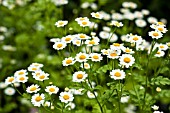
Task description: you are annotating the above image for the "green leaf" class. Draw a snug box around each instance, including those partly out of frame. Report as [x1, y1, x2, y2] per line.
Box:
[150, 76, 170, 85]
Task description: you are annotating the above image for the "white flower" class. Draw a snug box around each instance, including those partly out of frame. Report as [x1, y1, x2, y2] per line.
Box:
[151, 105, 159, 111]
[62, 35, 74, 43]
[155, 26, 168, 33]
[99, 31, 110, 39]
[0, 82, 8, 89]
[129, 34, 143, 44]
[77, 33, 91, 40]
[26, 84, 40, 93]
[80, 62, 90, 69]
[75, 17, 89, 22]
[120, 96, 130, 103]
[16, 75, 28, 83]
[101, 49, 109, 55]
[109, 33, 118, 42]
[141, 9, 150, 15]
[43, 101, 51, 107]
[68, 88, 84, 95]
[31, 93, 45, 107]
[147, 17, 158, 24]
[53, 42, 67, 50]
[110, 43, 124, 50]
[148, 31, 163, 39]
[87, 91, 98, 99]
[121, 47, 134, 54]
[33, 72, 49, 81]
[110, 69, 126, 80]
[28, 66, 41, 72]
[45, 85, 59, 95]
[59, 91, 74, 103]
[78, 20, 91, 27]
[111, 13, 123, 20]
[119, 54, 135, 68]
[110, 21, 123, 27]
[75, 52, 89, 62]
[50, 38, 61, 43]
[72, 71, 88, 82]
[91, 12, 103, 19]
[14, 69, 28, 77]
[55, 20, 68, 27]
[5, 76, 15, 85]
[4, 87, 15, 96]
[81, 2, 90, 9]
[62, 57, 75, 66]
[89, 53, 103, 62]
[65, 102, 76, 110]
[52, 0, 68, 6]
[72, 39, 81, 46]
[135, 19, 147, 27]
[153, 111, 163, 113]
[154, 50, 165, 57]
[107, 49, 121, 59]
[29, 63, 43, 68]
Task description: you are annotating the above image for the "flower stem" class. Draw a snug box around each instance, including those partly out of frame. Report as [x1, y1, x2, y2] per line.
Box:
[12, 83, 23, 96]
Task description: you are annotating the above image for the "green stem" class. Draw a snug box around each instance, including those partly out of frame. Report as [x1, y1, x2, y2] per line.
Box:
[12, 83, 23, 96]
[106, 27, 117, 47]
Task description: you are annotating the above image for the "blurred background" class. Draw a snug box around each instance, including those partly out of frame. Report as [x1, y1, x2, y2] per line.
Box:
[0, 0, 170, 113]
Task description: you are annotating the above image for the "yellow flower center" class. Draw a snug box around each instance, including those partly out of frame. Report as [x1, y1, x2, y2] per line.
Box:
[82, 21, 87, 25]
[36, 72, 40, 76]
[18, 72, 24, 75]
[35, 96, 42, 102]
[49, 88, 55, 92]
[39, 75, 45, 79]
[66, 59, 72, 64]
[63, 95, 70, 100]
[157, 51, 161, 54]
[8, 78, 14, 82]
[110, 53, 117, 57]
[113, 43, 120, 46]
[76, 40, 80, 44]
[19, 77, 25, 81]
[80, 34, 85, 39]
[133, 37, 139, 41]
[59, 22, 64, 25]
[89, 40, 95, 44]
[93, 55, 99, 59]
[80, 18, 85, 21]
[125, 49, 131, 53]
[32, 67, 37, 71]
[158, 28, 163, 31]
[65, 37, 71, 41]
[157, 22, 164, 25]
[114, 72, 121, 77]
[30, 87, 37, 91]
[57, 44, 63, 48]
[124, 57, 131, 63]
[160, 45, 164, 48]
[153, 32, 159, 37]
[77, 74, 83, 79]
[95, 13, 100, 18]
[79, 55, 86, 60]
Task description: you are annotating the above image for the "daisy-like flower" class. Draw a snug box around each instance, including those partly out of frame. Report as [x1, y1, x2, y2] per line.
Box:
[32, 70, 44, 78]
[109, 33, 118, 42]
[28, 66, 41, 72]
[120, 96, 130, 103]
[154, 50, 165, 57]
[80, 62, 90, 69]
[78, 20, 91, 27]
[119, 54, 135, 68]
[45, 85, 59, 95]
[111, 13, 124, 20]
[53, 41, 67, 50]
[147, 17, 158, 24]
[26, 84, 40, 93]
[69, 88, 84, 95]
[87, 91, 98, 99]
[72, 71, 88, 82]
[5, 76, 15, 85]
[107, 49, 121, 59]
[14, 69, 28, 77]
[16, 75, 28, 83]
[135, 19, 147, 28]
[59, 91, 74, 103]
[50, 38, 61, 43]
[101, 49, 109, 55]
[33, 72, 49, 81]
[99, 31, 110, 39]
[55, 20, 68, 27]
[30, 63, 44, 68]
[153, 111, 163, 113]
[148, 31, 163, 39]
[62, 35, 74, 43]
[111, 20, 123, 27]
[62, 57, 75, 66]
[85, 39, 99, 46]
[110, 43, 124, 50]
[0, 82, 8, 89]
[155, 25, 168, 33]
[77, 33, 91, 40]
[65, 102, 76, 110]
[91, 12, 103, 19]
[75, 52, 89, 62]
[75, 17, 89, 22]
[121, 47, 134, 54]
[110, 69, 126, 80]
[129, 35, 143, 44]
[72, 39, 81, 46]
[89, 53, 103, 62]
[31, 93, 45, 107]
[155, 43, 168, 51]
[4, 87, 15, 96]
[151, 105, 159, 111]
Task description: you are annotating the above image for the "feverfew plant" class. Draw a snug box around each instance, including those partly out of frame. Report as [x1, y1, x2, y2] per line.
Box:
[3, 1, 170, 113]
